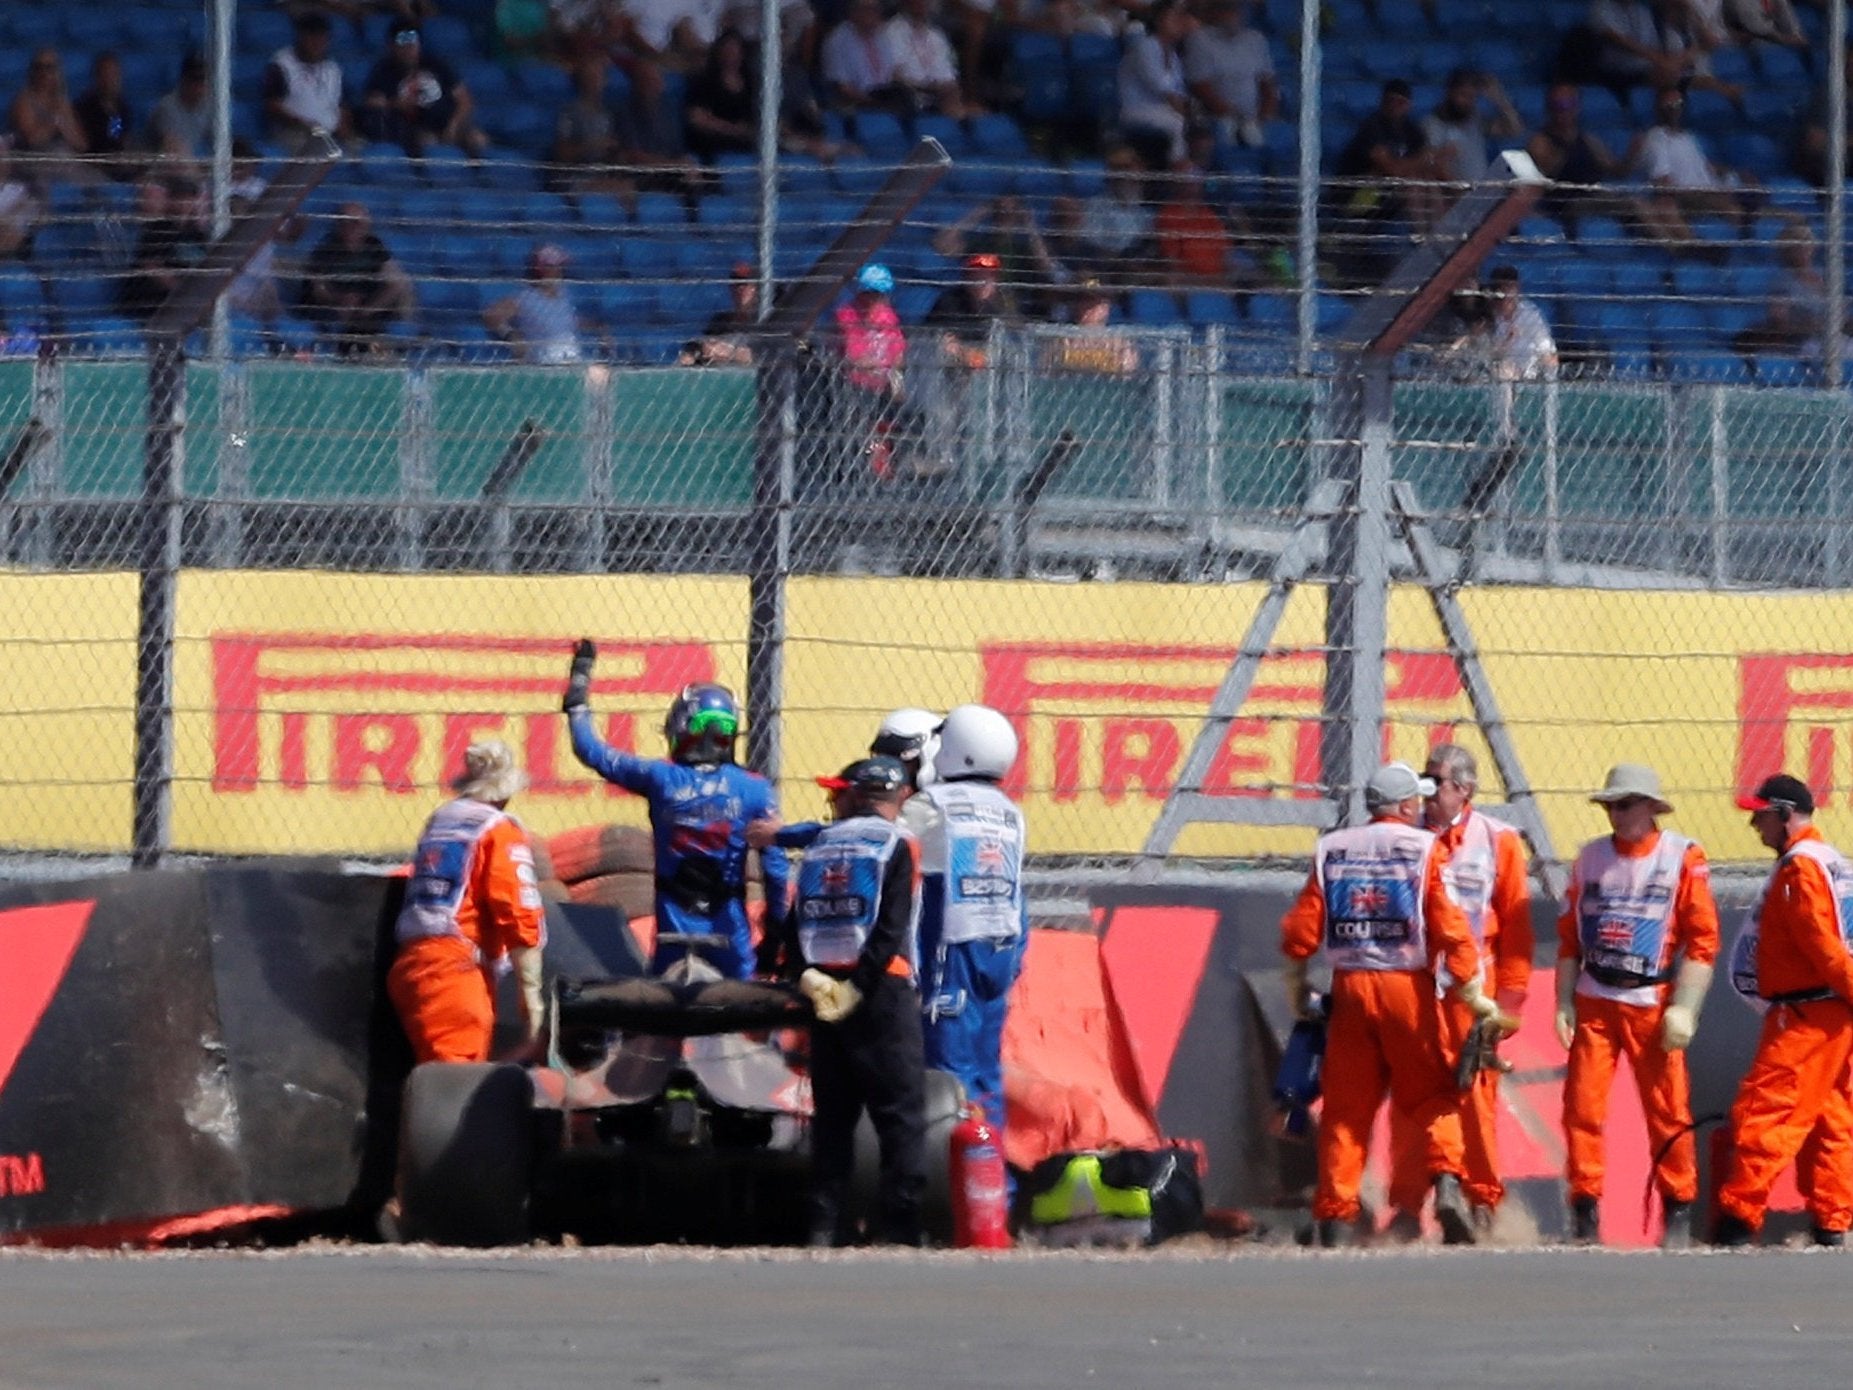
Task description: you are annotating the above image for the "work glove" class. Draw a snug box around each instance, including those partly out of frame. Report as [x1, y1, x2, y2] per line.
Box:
[1554, 958, 1579, 1051]
[1283, 955, 1318, 1022]
[1455, 976, 1521, 1036]
[562, 638, 596, 713]
[510, 946, 545, 1041]
[799, 968, 862, 1024]
[1661, 960, 1715, 1052]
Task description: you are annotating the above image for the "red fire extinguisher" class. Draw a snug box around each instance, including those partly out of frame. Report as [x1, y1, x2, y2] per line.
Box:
[949, 1107, 1012, 1249]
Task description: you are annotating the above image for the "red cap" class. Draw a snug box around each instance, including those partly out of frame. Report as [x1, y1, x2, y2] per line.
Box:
[965, 252, 1001, 271]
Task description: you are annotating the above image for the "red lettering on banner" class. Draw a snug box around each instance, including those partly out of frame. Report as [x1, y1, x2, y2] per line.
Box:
[981, 643, 1464, 802]
[0, 1153, 44, 1197]
[1738, 655, 1853, 809]
[332, 714, 419, 793]
[210, 635, 713, 795]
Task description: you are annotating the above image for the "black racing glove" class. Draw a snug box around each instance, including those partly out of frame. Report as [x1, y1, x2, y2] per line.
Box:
[562, 638, 597, 712]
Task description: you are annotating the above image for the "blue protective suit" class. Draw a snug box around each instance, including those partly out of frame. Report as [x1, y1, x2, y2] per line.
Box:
[567, 708, 790, 979]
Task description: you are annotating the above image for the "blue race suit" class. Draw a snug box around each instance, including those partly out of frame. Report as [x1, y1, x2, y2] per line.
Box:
[568, 708, 790, 979]
[914, 777, 1027, 1136]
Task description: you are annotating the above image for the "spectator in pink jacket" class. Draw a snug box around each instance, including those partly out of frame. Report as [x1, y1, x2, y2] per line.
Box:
[829, 263, 915, 484]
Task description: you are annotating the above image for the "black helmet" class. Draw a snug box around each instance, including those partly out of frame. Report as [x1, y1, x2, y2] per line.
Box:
[815, 755, 909, 797]
[664, 683, 740, 765]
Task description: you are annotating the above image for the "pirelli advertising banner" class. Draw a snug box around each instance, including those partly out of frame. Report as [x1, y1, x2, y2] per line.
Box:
[6, 570, 1853, 862]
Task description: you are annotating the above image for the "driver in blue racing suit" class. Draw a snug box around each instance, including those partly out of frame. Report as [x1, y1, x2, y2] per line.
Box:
[562, 640, 789, 979]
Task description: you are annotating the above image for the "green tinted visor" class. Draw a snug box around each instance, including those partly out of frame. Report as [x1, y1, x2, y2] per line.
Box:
[685, 709, 738, 739]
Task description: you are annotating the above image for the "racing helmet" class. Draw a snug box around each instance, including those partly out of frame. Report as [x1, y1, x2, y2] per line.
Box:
[664, 682, 740, 765]
[933, 704, 1018, 783]
[869, 707, 941, 787]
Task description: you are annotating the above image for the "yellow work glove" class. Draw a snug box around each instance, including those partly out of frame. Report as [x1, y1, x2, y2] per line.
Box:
[1283, 955, 1317, 1021]
[510, 945, 545, 1040]
[1554, 958, 1579, 1051]
[1661, 960, 1714, 1052]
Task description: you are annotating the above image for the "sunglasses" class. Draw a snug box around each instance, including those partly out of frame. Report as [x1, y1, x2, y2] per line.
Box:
[1605, 796, 1650, 811]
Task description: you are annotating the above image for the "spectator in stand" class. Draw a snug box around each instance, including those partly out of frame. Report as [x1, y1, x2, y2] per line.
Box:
[830, 263, 911, 483]
[74, 52, 137, 183]
[1482, 265, 1558, 381]
[360, 22, 488, 158]
[1795, 43, 1852, 187]
[9, 48, 96, 187]
[1052, 144, 1157, 285]
[1333, 77, 1447, 235]
[264, 12, 354, 152]
[1152, 165, 1259, 289]
[932, 193, 1067, 318]
[1043, 278, 1139, 374]
[1422, 68, 1523, 184]
[300, 201, 416, 356]
[610, 61, 706, 198]
[0, 143, 41, 261]
[550, 50, 631, 195]
[720, 0, 816, 57]
[1627, 82, 1758, 255]
[822, 0, 907, 114]
[149, 53, 213, 171]
[1701, 0, 1805, 47]
[1526, 82, 1624, 237]
[1580, 0, 1739, 103]
[926, 251, 1013, 369]
[118, 178, 207, 322]
[484, 243, 588, 364]
[680, 261, 760, 365]
[621, 0, 726, 72]
[883, 0, 971, 118]
[1731, 221, 1826, 361]
[1184, 0, 1278, 151]
[224, 161, 297, 348]
[1117, 0, 1195, 170]
[685, 29, 760, 162]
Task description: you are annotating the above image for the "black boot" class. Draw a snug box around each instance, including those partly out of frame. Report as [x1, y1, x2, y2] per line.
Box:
[1810, 1225, 1846, 1248]
[1570, 1194, 1600, 1244]
[1711, 1212, 1755, 1248]
[1434, 1173, 1476, 1246]
[1316, 1216, 1359, 1249]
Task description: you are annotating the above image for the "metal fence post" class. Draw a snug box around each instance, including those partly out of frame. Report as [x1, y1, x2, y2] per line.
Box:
[131, 336, 186, 868]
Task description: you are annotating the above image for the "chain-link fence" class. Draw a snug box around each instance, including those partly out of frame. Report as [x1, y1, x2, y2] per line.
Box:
[3, 144, 1852, 875]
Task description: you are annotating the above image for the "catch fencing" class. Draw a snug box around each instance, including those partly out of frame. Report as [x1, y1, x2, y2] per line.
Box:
[0, 160, 1849, 874]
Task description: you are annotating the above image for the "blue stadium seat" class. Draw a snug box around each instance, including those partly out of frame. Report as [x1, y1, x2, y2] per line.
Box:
[968, 113, 1030, 159]
[696, 195, 755, 231]
[892, 284, 939, 323]
[1008, 33, 1068, 123]
[577, 193, 631, 231]
[421, 15, 478, 60]
[1754, 355, 1812, 388]
[634, 192, 687, 226]
[1316, 293, 1353, 333]
[1670, 260, 1726, 302]
[715, 154, 761, 200]
[1065, 160, 1107, 199]
[850, 111, 910, 158]
[831, 161, 888, 198]
[1186, 291, 1241, 327]
[617, 239, 676, 278]
[236, 9, 295, 55]
[1128, 290, 1182, 326]
[913, 114, 970, 157]
[600, 282, 659, 324]
[1068, 34, 1120, 69]
[947, 163, 1016, 199]
[68, 316, 146, 357]
[460, 61, 515, 106]
[1245, 294, 1296, 333]
[1668, 352, 1751, 385]
[0, 269, 44, 320]
[1753, 46, 1808, 86]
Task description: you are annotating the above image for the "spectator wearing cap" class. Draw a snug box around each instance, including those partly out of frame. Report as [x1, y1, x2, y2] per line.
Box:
[1714, 773, 1853, 1249]
[264, 12, 354, 153]
[485, 243, 588, 364]
[1421, 68, 1522, 184]
[10, 47, 98, 188]
[931, 193, 1067, 318]
[1279, 760, 1493, 1248]
[1183, 0, 1278, 151]
[926, 252, 1013, 371]
[1625, 82, 1758, 256]
[680, 261, 760, 365]
[768, 754, 926, 1247]
[300, 201, 417, 356]
[829, 263, 918, 483]
[73, 53, 137, 183]
[1333, 77, 1448, 238]
[1555, 763, 1719, 1247]
[1525, 83, 1624, 238]
[882, 0, 971, 119]
[360, 21, 488, 157]
[1117, 0, 1195, 170]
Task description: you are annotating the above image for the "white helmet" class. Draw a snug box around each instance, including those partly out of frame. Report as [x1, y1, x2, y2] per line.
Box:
[934, 704, 1018, 783]
[870, 707, 941, 786]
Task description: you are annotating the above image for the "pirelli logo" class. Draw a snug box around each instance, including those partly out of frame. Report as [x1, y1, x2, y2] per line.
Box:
[1739, 654, 1853, 809]
[210, 634, 715, 795]
[979, 641, 1465, 802]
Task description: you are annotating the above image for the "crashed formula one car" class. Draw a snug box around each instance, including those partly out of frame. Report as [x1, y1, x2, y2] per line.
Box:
[393, 935, 963, 1247]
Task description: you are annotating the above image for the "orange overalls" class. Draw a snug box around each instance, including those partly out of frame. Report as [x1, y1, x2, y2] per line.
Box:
[1717, 827, 1853, 1233]
[1282, 816, 1480, 1225]
[1559, 830, 1719, 1207]
[1389, 809, 1534, 1216]
[387, 797, 547, 1064]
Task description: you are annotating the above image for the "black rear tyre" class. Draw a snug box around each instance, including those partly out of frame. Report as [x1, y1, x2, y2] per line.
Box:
[396, 1062, 535, 1247]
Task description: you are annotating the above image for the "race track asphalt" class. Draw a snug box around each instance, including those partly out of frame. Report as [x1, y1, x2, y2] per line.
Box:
[0, 1243, 1846, 1390]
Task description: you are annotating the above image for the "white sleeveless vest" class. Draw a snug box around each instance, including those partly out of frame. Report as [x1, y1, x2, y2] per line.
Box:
[1314, 819, 1438, 974]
